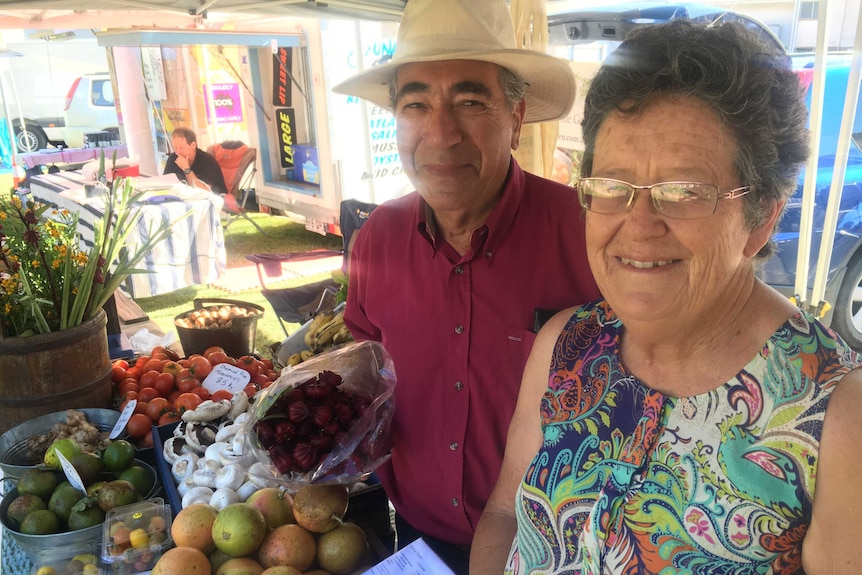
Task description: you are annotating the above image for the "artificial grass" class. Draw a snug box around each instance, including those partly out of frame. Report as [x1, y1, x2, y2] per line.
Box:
[135, 212, 343, 359]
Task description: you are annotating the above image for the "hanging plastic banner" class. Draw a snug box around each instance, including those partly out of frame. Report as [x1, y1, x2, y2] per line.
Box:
[273, 47, 292, 107]
[277, 107, 296, 168]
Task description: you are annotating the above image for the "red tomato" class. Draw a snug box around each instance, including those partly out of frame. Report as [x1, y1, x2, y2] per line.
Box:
[139, 370, 160, 390]
[177, 377, 200, 393]
[266, 370, 278, 381]
[178, 359, 191, 368]
[146, 397, 170, 422]
[175, 367, 192, 382]
[142, 358, 166, 373]
[113, 359, 130, 370]
[138, 430, 154, 449]
[252, 373, 270, 387]
[260, 358, 273, 370]
[204, 346, 226, 359]
[207, 351, 230, 366]
[135, 355, 150, 368]
[125, 366, 142, 382]
[175, 392, 202, 412]
[210, 389, 234, 402]
[190, 386, 211, 401]
[158, 411, 182, 426]
[126, 413, 151, 439]
[236, 356, 261, 376]
[168, 390, 182, 405]
[137, 387, 159, 404]
[154, 372, 175, 397]
[188, 356, 213, 380]
[150, 346, 167, 357]
[111, 365, 128, 383]
[118, 378, 139, 395]
[243, 384, 258, 398]
[120, 390, 138, 404]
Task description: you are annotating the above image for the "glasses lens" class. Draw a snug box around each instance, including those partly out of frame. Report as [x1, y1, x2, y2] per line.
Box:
[652, 183, 718, 219]
[579, 179, 632, 213]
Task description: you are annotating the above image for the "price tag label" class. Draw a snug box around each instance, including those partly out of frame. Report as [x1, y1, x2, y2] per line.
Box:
[56, 450, 87, 494]
[204, 363, 250, 394]
[111, 399, 137, 439]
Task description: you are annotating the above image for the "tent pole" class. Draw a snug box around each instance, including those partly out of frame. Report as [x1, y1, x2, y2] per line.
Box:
[794, 0, 833, 312]
[810, 0, 862, 316]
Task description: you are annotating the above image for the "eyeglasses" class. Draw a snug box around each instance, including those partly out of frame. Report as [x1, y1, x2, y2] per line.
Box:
[576, 178, 752, 220]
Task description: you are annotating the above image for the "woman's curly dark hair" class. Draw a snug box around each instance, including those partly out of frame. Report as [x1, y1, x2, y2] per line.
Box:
[580, 19, 810, 259]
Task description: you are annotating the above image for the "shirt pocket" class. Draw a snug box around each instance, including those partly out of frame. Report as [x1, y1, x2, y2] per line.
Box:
[504, 327, 538, 373]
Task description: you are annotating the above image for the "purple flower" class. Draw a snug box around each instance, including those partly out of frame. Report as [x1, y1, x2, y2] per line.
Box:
[22, 210, 37, 225]
[23, 229, 39, 245]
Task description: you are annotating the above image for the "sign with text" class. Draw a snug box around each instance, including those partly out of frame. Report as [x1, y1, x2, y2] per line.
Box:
[203, 363, 251, 394]
[272, 47, 293, 108]
[205, 83, 243, 124]
[277, 108, 296, 168]
[141, 46, 167, 101]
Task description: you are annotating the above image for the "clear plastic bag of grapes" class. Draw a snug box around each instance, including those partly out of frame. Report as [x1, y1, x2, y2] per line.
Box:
[245, 340, 396, 487]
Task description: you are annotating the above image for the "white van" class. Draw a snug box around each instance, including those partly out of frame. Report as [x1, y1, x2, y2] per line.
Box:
[2, 33, 115, 152]
[62, 73, 120, 149]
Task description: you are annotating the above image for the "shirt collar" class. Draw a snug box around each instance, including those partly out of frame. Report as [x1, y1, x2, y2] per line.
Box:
[414, 158, 526, 258]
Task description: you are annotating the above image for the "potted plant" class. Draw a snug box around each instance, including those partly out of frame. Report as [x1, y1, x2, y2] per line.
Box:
[0, 178, 184, 432]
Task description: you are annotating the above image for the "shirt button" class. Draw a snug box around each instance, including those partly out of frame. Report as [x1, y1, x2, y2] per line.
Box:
[449, 441, 458, 451]
[454, 381, 463, 391]
[451, 498, 460, 507]
[454, 265, 464, 274]
[454, 324, 464, 334]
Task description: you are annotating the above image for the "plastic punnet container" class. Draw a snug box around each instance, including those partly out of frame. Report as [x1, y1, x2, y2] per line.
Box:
[31, 541, 106, 575]
[100, 498, 172, 575]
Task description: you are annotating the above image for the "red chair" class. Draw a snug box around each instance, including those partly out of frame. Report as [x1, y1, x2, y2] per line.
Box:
[207, 141, 265, 235]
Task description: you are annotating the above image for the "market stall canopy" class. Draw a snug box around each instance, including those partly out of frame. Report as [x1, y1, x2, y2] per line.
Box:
[0, 0, 407, 28]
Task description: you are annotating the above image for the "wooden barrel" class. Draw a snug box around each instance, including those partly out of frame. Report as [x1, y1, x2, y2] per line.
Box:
[0, 309, 113, 434]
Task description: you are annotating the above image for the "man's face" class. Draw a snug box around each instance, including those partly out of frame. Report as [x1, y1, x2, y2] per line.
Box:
[393, 60, 525, 218]
[172, 136, 196, 160]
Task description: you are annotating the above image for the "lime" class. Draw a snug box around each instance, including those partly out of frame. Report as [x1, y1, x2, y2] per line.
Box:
[102, 440, 135, 472]
[117, 465, 154, 498]
[43, 438, 83, 469]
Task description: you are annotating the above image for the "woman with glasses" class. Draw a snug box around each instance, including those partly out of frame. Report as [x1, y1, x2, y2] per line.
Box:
[471, 19, 862, 575]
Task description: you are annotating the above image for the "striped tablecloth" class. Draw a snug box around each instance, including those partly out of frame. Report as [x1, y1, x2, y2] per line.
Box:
[27, 171, 226, 299]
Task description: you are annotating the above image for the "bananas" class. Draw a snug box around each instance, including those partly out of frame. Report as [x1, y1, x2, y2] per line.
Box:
[288, 310, 354, 367]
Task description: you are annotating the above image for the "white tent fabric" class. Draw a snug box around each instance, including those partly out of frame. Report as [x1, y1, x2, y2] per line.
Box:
[0, 0, 406, 27]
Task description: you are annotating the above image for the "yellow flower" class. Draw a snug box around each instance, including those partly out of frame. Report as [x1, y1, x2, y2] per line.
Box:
[31, 259, 40, 268]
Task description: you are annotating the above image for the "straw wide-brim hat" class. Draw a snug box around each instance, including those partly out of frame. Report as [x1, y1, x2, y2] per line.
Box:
[332, 0, 576, 124]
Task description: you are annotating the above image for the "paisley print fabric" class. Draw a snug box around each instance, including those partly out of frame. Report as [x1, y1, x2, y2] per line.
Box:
[505, 300, 860, 575]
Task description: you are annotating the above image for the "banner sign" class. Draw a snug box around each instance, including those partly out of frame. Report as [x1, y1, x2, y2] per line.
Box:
[277, 108, 296, 168]
[272, 47, 292, 107]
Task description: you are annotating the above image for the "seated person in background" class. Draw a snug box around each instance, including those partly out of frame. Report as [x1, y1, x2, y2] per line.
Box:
[471, 19, 862, 575]
[163, 127, 227, 195]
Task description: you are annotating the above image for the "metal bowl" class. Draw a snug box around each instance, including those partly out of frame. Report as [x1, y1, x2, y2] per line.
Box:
[0, 458, 159, 564]
[0, 408, 121, 480]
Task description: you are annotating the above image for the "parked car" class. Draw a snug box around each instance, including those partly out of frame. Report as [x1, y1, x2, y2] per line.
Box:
[62, 73, 120, 149]
[548, 1, 862, 348]
[1, 35, 114, 152]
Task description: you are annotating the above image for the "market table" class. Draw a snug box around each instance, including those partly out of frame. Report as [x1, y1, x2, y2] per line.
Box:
[27, 170, 226, 299]
[19, 145, 129, 170]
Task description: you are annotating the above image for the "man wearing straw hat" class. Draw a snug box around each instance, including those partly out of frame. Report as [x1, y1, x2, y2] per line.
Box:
[334, 0, 599, 571]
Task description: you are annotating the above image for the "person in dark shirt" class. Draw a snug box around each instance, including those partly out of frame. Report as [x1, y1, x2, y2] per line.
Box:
[163, 127, 227, 195]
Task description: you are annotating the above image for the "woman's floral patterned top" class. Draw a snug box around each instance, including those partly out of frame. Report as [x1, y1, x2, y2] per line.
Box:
[505, 300, 860, 574]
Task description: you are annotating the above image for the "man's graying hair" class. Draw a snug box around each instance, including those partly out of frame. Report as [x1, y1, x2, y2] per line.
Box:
[581, 19, 810, 259]
[388, 65, 527, 111]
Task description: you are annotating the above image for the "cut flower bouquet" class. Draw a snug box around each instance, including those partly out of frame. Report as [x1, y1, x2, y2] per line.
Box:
[0, 178, 183, 337]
